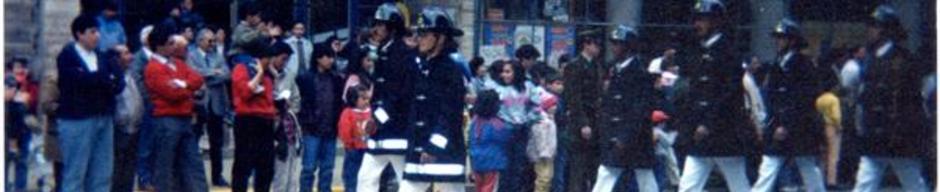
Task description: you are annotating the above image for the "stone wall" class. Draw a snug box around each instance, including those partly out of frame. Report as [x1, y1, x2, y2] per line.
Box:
[4, 0, 40, 68]
[3, 0, 80, 78]
[38, 0, 82, 73]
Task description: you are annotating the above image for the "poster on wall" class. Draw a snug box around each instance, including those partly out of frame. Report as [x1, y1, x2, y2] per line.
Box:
[483, 22, 514, 58]
[482, 22, 573, 67]
[513, 25, 546, 60]
[480, 45, 508, 66]
[545, 25, 575, 69]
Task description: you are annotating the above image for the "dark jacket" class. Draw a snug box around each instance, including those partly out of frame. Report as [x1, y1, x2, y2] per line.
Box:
[56, 43, 125, 118]
[295, 69, 345, 137]
[761, 50, 824, 156]
[599, 56, 659, 168]
[403, 51, 468, 182]
[674, 33, 756, 156]
[525, 61, 558, 85]
[561, 54, 605, 148]
[367, 38, 420, 154]
[6, 101, 28, 142]
[858, 42, 928, 157]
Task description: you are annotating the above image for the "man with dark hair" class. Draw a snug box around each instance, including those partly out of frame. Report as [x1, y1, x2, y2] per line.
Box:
[561, 30, 605, 192]
[230, 39, 293, 192]
[296, 42, 344, 192]
[515, 44, 557, 85]
[143, 24, 207, 191]
[57, 14, 125, 192]
[269, 40, 302, 192]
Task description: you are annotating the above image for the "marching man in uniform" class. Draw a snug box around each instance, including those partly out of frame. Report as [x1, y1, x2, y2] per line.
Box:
[751, 18, 827, 192]
[675, 0, 755, 191]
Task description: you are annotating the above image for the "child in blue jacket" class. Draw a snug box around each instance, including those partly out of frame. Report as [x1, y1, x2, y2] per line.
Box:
[469, 90, 513, 192]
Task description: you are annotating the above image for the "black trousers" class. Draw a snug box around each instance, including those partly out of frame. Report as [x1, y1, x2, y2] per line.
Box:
[232, 116, 275, 192]
[566, 140, 599, 192]
[112, 129, 138, 192]
[499, 123, 535, 192]
[195, 113, 226, 181]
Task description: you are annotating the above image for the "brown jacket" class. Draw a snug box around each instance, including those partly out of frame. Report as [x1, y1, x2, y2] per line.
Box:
[39, 60, 61, 161]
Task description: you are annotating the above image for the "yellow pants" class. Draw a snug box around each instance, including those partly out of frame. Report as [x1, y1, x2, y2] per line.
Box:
[534, 159, 554, 192]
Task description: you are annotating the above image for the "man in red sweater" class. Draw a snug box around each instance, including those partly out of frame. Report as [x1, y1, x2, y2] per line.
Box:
[143, 25, 208, 192]
[230, 39, 292, 192]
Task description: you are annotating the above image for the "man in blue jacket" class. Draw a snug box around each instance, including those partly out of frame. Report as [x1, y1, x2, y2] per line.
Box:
[56, 14, 125, 192]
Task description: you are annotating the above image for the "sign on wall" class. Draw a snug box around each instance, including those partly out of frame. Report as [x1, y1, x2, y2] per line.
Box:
[482, 22, 575, 68]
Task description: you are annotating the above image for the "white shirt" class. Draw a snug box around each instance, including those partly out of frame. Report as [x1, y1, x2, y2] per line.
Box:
[75, 44, 99, 72]
[743, 72, 767, 130]
[876, 41, 894, 58]
[648, 56, 665, 74]
[580, 52, 594, 63]
[778, 51, 795, 70]
[615, 56, 636, 71]
[840, 59, 862, 94]
[151, 53, 174, 71]
[702, 33, 723, 48]
[142, 47, 153, 58]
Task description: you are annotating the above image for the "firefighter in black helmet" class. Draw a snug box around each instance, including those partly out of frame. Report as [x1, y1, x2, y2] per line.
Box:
[355, 2, 421, 192]
[399, 7, 468, 192]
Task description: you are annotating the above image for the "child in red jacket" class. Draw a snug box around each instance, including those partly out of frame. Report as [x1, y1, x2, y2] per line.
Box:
[337, 84, 375, 192]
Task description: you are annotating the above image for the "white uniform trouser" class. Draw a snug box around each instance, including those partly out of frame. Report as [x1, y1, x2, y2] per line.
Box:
[678, 156, 751, 192]
[357, 153, 406, 192]
[852, 156, 928, 192]
[752, 155, 825, 192]
[271, 144, 302, 192]
[398, 180, 465, 192]
[591, 165, 658, 192]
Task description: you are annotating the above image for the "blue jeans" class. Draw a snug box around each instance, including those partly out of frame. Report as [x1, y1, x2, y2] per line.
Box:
[7, 132, 31, 191]
[57, 116, 114, 192]
[300, 135, 337, 192]
[136, 104, 154, 187]
[151, 117, 208, 192]
[343, 149, 366, 192]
